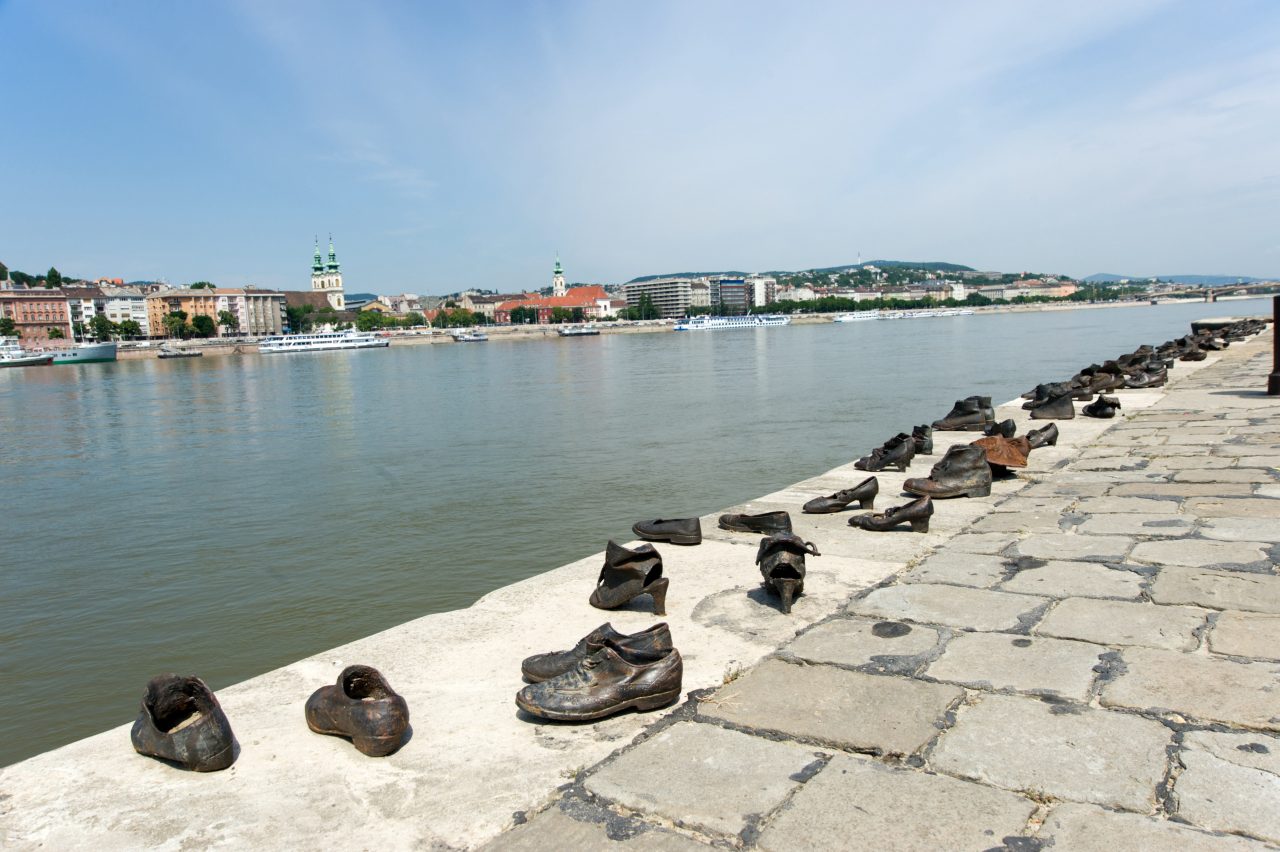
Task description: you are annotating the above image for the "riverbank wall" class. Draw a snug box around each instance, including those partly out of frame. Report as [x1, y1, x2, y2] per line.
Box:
[2, 328, 1276, 849]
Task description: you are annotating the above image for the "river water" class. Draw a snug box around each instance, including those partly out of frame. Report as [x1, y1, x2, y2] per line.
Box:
[0, 298, 1268, 766]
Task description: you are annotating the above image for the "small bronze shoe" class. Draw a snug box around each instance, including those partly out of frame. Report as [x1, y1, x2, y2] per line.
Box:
[718, 511, 792, 534]
[803, 476, 878, 514]
[521, 622, 673, 683]
[848, 496, 933, 533]
[516, 642, 683, 721]
[130, 674, 237, 771]
[756, 532, 820, 614]
[631, 517, 702, 545]
[1026, 423, 1059, 449]
[590, 541, 668, 614]
[1083, 395, 1122, 419]
[912, 424, 933, 455]
[305, 665, 410, 757]
[855, 436, 915, 472]
[982, 419, 1016, 438]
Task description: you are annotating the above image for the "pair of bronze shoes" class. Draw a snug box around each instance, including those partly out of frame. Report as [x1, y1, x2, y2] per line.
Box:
[517, 623, 683, 721]
[131, 667, 411, 770]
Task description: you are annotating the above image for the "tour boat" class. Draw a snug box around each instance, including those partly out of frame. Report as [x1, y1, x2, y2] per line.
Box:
[157, 345, 203, 359]
[673, 314, 791, 331]
[451, 330, 489, 342]
[833, 310, 881, 322]
[0, 337, 54, 367]
[558, 324, 600, 337]
[879, 308, 975, 320]
[50, 342, 118, 364]
[258, 330, 390, 354]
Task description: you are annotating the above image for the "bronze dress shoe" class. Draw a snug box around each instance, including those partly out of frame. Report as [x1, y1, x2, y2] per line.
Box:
[516, 642, 683, 721]
[855, 436, 915, 472]
[982, 419, 1016, 438]
[632, 517, 702, 545]
[1026, 423, 1059, 449]
[848, 495, 933, 533]
[131, 674, 237, 772]
[756, 532, 819, 614]
[903, 444, 993, 498]
[803, 476, 877, 514]
[305, 665, 410, 757]
[522, 622, 673, 683]
[1083, 395, 1122, 418]
[718, 511, 792, 534]
[590, 541, 668, 615]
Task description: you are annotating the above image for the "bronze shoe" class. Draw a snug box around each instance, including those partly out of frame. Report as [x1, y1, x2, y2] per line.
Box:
[590, 541, 668, 615]
[1083, 395, 1122, 418]
[130, 674, 237, 772]
[1029, 393, 1075, 420]
[756, 532, 819, 614]
[932, 396, 995, 431]
[903, 444, 992, 498]
[718, 511, 792, 534]
[855, 436, 914, 472]
[516, 642, 683, 721]
[912, 424, 933, 455]
[1026, 422, 1059, 450]
[631, 517, 702, 545]
[803, 476, 878, 514]
[970, 435, 1029, 468]
[848, 496, 933, 533]
[305, 665, 410, 756]
[521, 622, 673, 683]
[982, 419, 1016, 438]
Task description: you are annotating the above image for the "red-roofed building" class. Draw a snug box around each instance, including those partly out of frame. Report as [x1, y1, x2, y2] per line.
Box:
[494, 259, 616, 323]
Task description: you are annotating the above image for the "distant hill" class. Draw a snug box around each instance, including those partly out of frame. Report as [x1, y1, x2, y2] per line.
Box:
[626, 259, 974, 284]
[1084, 273, 1267, 286]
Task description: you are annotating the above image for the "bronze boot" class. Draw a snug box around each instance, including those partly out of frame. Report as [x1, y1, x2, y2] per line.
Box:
[1029, 393, 1075, 420]
[855, 435, 915, 472]
[848, 496, 933, 533]
[305, 665, 410, 757]
[516, 642, 683, 721]
[903, 444, 992, 498]
[912, 424, 933, 455]
[756, 532, 819, 614]
[590, 541, 668, 615]
[932, 396, 994, 431]
[803, 476, 878, 514]
[521, 622, 673, 683]
[130, 674, 237, 771]
[1083, 395, 1122, 418]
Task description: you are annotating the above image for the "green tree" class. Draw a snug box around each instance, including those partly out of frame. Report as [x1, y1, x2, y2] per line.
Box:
[190, 314, 216, 337]
[46, 267, 62, 288]
[549, 307, 573, 323]
[163, 311, 189, 338]
[355, 311, 386, 332]
[217, 310, 239, 335]
[403, 311, 425, 327]
[48, 327, 66, 339]
[189, 281, 214, 290]
[637, 294, 658, 320]
[117, 319, 142, 338]
[0, 261, 8, 280]
[285, 305, 315, 334]
[0, 317, 16, 336]
[89, 313, 116, 341]
[508, 306, 539, 324]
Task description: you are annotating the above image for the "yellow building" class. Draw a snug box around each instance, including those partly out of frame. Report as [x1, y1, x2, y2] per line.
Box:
[146, 289, 219, 337]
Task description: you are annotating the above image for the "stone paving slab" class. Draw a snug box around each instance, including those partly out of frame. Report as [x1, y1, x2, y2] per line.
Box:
[849, 584, 1047, 632]
[925, 632, 1106, 700]
[1209, 611, 1280, 660]
[1074, 513, 1196, 537]
[1185, 496, 1280, 517]
[756, 753, 1036, 852]
[781, 617, 943, 670]
[1183, 730, 1280, 775]
[931, 693, 1171, 811]
[699, 659, 962, 756]
[1151, 566, 1280, 614]
[483, 808, 708, 851]
[1014, 533, 1134, 562]
[583, 722, 819, 837]
[1072, 496, 1183, 514]
[967, 510, 1065, 533]
[1035, 597, 1208, 650]
[1130, 537, 1271, 568]
[1109, 482, 1255, 497]
[1035, 803, 1269, 851]
[1000, 560, 1144, 599]
[899, 551, 1009, 588]
[1102, 646, 1280, 730]
[1199, 517, 1280, 541]
[1175, 750, 1280, 845]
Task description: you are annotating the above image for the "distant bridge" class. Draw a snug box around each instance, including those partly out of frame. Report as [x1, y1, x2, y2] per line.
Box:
[1156, 283, 1279, 303]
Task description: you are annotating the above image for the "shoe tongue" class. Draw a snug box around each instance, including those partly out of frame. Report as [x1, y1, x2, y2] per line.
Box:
[603, 638, 663, 665]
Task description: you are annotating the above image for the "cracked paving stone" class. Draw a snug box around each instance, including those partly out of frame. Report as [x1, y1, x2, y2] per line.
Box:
[1182, 730, 1280, 775]
[1110, 483, 1254, 498]
[925, 632, 1106, 700]
[583, 721, 818, 837]
[967, 511, 1064, 534]
[1071, 496, 1182, 514]
[1184, 497, 1280, 517]
[849, 584, 1047, 632]
[1015, 533, 1134, 562]
[1001, 560, 1144, 600]
[1175, 750, 1280, 845]
[1210, 611, 1280, 660]
[482, 808, 709, 852]
[698, 658, 962, 756]
[755, 753, 1035, 852]
[1035, 803, 1268, 851]
[1073, 513, 1196, 537]
[1174, 469, 1276, 484]
[782, 617, 941, 668]
[1199, 517, 1280, 542]
[1130, 538, 1270, 568]
[900, 552, 1008, 588]
[1034, 598, 1208, 651]
[1151, 566, 1280, 614]
[1101, 647, 1280, 730]
[942, 533, 1021, 555]
[931, 693, 1171, 811]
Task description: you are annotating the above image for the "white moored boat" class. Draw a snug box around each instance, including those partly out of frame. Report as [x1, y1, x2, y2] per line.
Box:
[0, 336, 54, 367]
[833, 310, 881, 322]
[673, 314, 791, 331]
[258, 330, 390, 354]
[51, 342, 118, 364]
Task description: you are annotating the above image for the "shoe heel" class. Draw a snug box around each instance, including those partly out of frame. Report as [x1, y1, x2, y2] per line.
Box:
[858, 497, 875, 510]
[966, 484, 992, 498]
[633, 690, 681, 712]
[896, 461, 909, 472]
[647, 578, 669, 616]
[910, 518, 930, 533]
[776, 578, 800, 614]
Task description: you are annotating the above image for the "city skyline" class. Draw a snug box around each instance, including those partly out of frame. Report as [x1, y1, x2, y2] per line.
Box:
[1, 1, 1278, 295]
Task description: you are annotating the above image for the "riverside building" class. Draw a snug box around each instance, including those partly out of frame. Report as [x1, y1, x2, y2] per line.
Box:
[623, 277, 693, 318]
[0, 288, 72, 346]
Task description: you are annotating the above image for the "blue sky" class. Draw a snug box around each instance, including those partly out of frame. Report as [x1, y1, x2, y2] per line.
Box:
[1, 0, 1277, 295]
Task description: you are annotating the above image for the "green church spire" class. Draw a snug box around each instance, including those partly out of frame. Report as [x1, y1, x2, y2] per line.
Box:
[312, 237, 323, 273]
[325, 234, 340, 272]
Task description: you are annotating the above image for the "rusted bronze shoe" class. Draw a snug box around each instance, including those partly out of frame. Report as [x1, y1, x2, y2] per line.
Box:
[305, 665, 410, 756]
[756, 532, 819, 614]
[903, 444, 992, 498]
[591, 541, 668, 614]
[522, 622, 673, 683]
[130, 674, 236, 771]
[632, 517, 702, 545]
[1083, 395, 1122, 418]
[848, 496, 933, 533]
[516, 642, 683, 721]
[855, 435, 915, 472]
[971, 435, 1029, 469]
[718, 511, 792, 534]
[1026, 422, 1059, 450]
[803, 476, 878, 514]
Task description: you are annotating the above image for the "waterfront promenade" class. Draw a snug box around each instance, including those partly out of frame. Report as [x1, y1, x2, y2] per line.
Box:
[2, 330, 1277, 849]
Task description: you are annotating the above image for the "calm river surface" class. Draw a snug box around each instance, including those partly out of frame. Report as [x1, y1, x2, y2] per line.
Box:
[0, 298, 1268, 765]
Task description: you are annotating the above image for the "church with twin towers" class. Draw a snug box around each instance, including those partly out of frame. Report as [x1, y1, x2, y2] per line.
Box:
[311, 237, 345, 310]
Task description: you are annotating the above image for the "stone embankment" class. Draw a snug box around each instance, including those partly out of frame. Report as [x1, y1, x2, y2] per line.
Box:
[2, 331, 1277, 850]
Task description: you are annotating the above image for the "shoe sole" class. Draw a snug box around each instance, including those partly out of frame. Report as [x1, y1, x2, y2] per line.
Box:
[631, 525, 701, 545]
[306, 720, 404, 756]
[516, 689, 681, 721]
[717, 523, 789, 534]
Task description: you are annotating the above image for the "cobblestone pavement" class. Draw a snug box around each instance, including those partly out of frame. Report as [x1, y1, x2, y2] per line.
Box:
[487, 337, 1280, 851]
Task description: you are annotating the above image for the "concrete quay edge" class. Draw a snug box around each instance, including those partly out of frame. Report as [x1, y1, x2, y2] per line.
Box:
[1, 332, 1277, 850]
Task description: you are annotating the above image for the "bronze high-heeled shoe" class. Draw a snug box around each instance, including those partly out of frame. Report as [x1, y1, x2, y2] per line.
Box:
[756, 532, 819, 614]
[802, 476, 878, 514]
[590, 541, 668, 615]
[848, 495, 934, 533]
